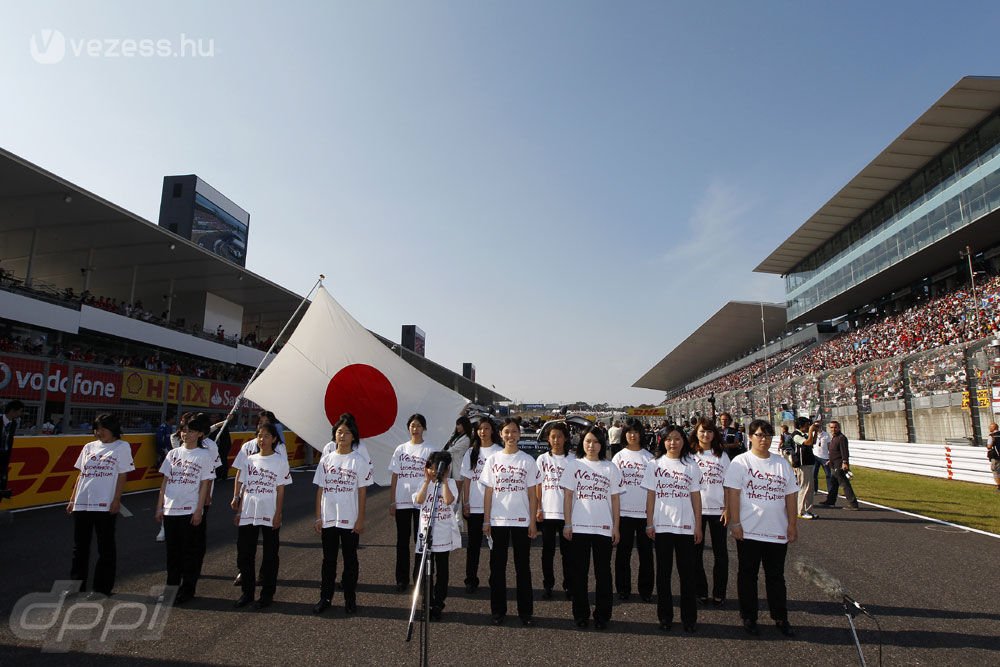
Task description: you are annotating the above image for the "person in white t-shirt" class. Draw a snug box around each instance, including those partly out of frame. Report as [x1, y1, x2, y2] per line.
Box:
[156, 412, 216, 604]
[723, 419, 799, 638]
[642, 423, 703, 633]
[232, 422, 292, 609]
[611, 421, 654, 602]
[312, 413, 373, 615]
[459, 417, 502, 594]
[481, 418, 540, 626]
[413, 451, 459, 621]
[813, 420, 832, 493]
[535, 421, 575, 599]
[443, 416, 472, 536]
[561, 426, 623, 630]
[66, 413, 135, 596]
[388, 414, 436, 592]
[692, 417, 731, 607]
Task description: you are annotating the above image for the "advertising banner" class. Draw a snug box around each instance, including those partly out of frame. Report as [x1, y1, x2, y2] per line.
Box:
[5, 431, 307, 511]
[120, 368, 213, 406]
[0, 355, 121, 404]
[627, 407, 666, 417]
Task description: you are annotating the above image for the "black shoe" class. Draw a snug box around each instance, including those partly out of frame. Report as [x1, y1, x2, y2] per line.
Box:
[395, 583, 407, 593]
[465, 584, 477, 594]
[659, 621, 672, 632]
[233, 573, 242, 586]
[542, 588, 553, 600]
[575, 619, 589, 629]
[775, 620, 795, 637]
[491, 614, 505, 626]
[712, 597, 725, 608]
[845, 504, 860, 511]
[234, 594, 253, 608]
[743, 619, 760, 636]
[564, 589, 573, 600]
[430, 607, 443, 621]
[520, 616, 535, 627]
[593, 619, 607, 630]
[683, 623, 697, 633]
[618, 592, 630, 601]
[312, 599, 331, 614]
[174, 591, 193, 605]
[255, 597, 272, 609]
[640, 593, 653, 603]
[697, 595, 709, 605]
[345, 600, 358, 615]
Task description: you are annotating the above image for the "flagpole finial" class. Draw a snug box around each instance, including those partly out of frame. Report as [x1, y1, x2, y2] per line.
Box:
[319, 274, 326, 280]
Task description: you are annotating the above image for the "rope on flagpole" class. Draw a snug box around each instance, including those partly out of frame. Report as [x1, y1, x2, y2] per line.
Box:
[213, 274, 325, 435]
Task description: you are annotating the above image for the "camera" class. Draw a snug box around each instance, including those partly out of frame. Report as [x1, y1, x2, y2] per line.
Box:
[724, 434, 737, 444]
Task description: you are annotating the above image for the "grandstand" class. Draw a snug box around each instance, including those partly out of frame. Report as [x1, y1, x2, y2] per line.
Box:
[0, 147, 506, 436]
[636, 76, 1000, 447]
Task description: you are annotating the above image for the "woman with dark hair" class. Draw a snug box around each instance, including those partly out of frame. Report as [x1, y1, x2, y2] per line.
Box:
[480, 417, 540, 626]
[156, 412, 215, 604]
[561, 425, 622, 629]
[233, 421, 292, 609]
[388, 413, 435, 592]
[642, 423, 702, 632]
[723, 419, 799, 637]
[312, 413, 373, 614]
[691, 417, 730, 607]
[459, 417, 502, 593]
[321, 413, 370, 462]
[444, 416, 473, 535]
[535, 421, 574, 599]
[413, 451, 459, 620]
[67, 413, 135, 596]
[611, 421, 654, 602]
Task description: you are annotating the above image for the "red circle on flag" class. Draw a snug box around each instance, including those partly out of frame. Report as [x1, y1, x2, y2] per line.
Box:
[324, 364, 398, 438]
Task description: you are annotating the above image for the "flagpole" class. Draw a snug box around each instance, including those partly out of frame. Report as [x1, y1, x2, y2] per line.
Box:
[215, 274, 325, 433]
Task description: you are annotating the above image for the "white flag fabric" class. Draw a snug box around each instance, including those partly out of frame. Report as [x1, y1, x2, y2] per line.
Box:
[244, 286, 468, 485]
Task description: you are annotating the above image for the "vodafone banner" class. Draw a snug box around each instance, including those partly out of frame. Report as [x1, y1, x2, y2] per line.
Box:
[0, 355, 121, 404]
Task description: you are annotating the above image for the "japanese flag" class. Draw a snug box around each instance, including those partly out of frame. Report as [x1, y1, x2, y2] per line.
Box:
[244, 286, 468, 485]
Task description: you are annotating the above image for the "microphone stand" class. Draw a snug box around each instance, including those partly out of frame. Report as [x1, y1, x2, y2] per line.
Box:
[405, 473, 445, 667]
[843, 596, 868, 667]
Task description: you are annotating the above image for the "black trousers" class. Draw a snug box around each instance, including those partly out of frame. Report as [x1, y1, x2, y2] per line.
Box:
[163, 514, 207, 596]
[394, 508, 420, 586]
[0, 446, 10, 492]
[465, 513, 485, 587]
[321, 527, 360, 603]
[540, 518, 572, 592]
[654, 532, 697, 625]
[694, 514, 728, 600]
[418, 549, 450, 611]
[825, 468, 858, 505]
[237, 524, 280, 600]
[571, 532, 613, 623]
[736, 538, 788, 623]
[615, 516, 654, 597]
[71, 511, 118, 595]
[489, 526, 533, 619]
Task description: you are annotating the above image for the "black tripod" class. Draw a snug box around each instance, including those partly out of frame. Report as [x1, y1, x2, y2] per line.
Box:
[405, 476, 444, 666]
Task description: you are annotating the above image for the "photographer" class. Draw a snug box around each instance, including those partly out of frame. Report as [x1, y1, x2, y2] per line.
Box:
[791, 417, 818, 520]
[718, 412, 746, 460]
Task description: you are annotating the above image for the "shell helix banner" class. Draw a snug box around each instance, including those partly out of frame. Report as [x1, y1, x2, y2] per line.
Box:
[119, 368, 248, 409]
[3, 431, 307, 511]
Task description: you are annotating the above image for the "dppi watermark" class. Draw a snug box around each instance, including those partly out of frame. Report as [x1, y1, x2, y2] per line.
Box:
[9, 581, 177, 653]
[29, 29, 216, 65]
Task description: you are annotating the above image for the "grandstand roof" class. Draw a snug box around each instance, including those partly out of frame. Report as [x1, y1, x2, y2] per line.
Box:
[756, 75, 1000, 276]
[632, 301, 787, 392]
[0, 147, 304, 330]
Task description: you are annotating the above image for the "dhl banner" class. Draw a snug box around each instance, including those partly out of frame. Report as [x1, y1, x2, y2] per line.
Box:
[4, 431, 308, 511]
[627, 407, 666, 417]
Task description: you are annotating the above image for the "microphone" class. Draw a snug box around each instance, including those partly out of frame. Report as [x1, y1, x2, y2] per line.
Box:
[794, 560, 872, 617]
[434, 458, 448, 482]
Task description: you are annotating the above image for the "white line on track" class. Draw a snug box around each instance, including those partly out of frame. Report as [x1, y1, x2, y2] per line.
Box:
[820, 490, 1000, 540]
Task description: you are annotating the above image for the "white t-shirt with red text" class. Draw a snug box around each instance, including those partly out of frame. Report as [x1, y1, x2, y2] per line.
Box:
[560, 457, 624, 538]
[536, 451, 575, 520]
[414, 478, 460, 553]
[159, 446, 216, 515]
[72, 440, 135, 512]
[479, 450, 541, 527]
[695, 450, 730, 516]
[313, 450, 374, 530]
[460, 444, 502, 514]
[389, 442, 436, 510]
[238, 453, 292, 527]
[641, 455, 702, 535]
[723, 452, 799, 544]
[611, 448, 654, 518]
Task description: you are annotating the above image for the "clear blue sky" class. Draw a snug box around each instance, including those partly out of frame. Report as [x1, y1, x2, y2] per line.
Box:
[2, 1, 999, 405]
